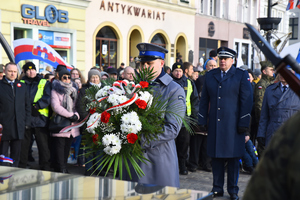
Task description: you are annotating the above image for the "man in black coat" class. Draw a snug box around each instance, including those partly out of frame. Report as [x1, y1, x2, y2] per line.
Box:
[0, 62, 31, 167]
[171, 61, 199, 175]
[18, 62, 52, 170]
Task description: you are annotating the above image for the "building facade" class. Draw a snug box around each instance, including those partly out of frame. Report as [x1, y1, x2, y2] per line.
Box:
[194, 0, 259, 69]
[0, 0, 90, 73]
[85, 0, 196, 71]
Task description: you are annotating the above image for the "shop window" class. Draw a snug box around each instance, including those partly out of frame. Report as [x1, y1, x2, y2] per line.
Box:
[289, 18, 298, 40]
[14, 28, 32, 40]
[199, 38, 218, 62]
[242, 43, 249, 66]
[151, 33, 166, 48]
[95, 26, 118, 69]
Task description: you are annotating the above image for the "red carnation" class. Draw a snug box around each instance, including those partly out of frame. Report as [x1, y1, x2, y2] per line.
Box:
[139, 81, 149, 88]
[89, 108, 96, 114]
[135, 99, 147, 109]
[101, 111, 111, 123]
[127, 133, 138, 144]
[92, 134, 99, 144]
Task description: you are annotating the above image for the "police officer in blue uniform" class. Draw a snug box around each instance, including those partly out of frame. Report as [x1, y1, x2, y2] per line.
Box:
[123, 43, 186, 187]
[198, 47, 253, 200]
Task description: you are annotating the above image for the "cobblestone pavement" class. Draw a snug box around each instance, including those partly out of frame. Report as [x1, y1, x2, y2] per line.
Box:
[30, 142, 251, 199]
[179, 169, 251, 200]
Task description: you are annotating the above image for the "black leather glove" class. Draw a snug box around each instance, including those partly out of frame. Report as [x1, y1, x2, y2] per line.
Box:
[25, 126, 31, 130]
[31, 105, 40, 116]
[198, 125, 207, 132]
[69, 114, 78, 122]
[237, 127, 249, 134]
[257, 137, 266, 146]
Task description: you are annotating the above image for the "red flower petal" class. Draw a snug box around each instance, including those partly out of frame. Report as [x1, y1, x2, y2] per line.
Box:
[92, 134, 99, 144]
[101, 111, 111, 123]
[135, 99, 147, 109]
[89, 108, 96, 114]
[139, 81, 149, 88]
[127, 133, 138, 144]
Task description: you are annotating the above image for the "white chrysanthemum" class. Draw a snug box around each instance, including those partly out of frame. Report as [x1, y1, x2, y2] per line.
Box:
[121, 114, 131, 124]
[104, 145, 121, 156]
[120, 111, 142, 134]
[86, 113, 101, 134]
[135, 121, 142, 132]
[95, 86, 111, 99]
[120, 124, 128, 133]
[138, 91, 153, 107]
[107, 93, 119, 105]
[102, 134, 122, 156]
[118, 95, 128, 104]
[127, 125, 138, 134]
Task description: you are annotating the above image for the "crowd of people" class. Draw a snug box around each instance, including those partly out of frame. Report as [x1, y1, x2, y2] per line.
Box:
[0, 43, 298, 200]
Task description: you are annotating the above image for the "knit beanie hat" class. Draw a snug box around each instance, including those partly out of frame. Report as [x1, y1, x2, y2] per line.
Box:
[59, 68, 71, 80]
[172, 62, 183, 72]
[23, 62, 36, 72]
[56, 64, 67, 73]
[88, 69, 101, 81]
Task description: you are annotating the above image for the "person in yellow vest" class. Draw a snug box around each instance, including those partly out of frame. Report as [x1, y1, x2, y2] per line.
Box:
[19, 62, 52, 170]
[171, 62, 199, 175]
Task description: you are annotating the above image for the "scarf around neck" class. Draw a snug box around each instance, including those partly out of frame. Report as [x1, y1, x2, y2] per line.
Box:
[58, 80, 77, 112]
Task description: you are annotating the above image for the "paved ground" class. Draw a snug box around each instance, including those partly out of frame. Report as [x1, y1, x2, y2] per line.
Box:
[29, 142, 252, 200]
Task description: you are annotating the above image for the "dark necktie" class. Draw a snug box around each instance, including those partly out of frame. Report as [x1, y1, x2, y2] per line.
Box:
[222, 71, 226, 79]
[283, 86, 287, 93]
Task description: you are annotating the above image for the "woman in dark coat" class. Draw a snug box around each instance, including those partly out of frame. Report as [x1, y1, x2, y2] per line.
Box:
[75, 69, 102, 175]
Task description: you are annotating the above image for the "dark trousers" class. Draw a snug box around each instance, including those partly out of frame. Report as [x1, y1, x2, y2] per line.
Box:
[189, 134, 211, 169]
[211, 157, 240, 194]
[176, 127, 190, 170]
[0, 139, 22, 167]
[52, 136, 73, 171]
[19, 127, 51, 170]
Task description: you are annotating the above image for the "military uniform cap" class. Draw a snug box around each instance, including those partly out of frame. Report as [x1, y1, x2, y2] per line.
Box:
[172, 62, 183, 72]
[137, 43, 168, 62]
[260, 60, 274, 70]
[217, 47, 236, 58]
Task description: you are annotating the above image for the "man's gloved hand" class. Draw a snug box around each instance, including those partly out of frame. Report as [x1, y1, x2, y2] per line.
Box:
[257, 137, 266, 146]
[199, 125, 207, 132]
[238, 127, 249, 134]
[69, 114, 78, 122]
[31, 105, 40, 116]
[25, 126, 31, 130]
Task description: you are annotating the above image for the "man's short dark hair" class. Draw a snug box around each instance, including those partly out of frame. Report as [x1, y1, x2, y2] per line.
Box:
[183, 62, 192, 72]
[4, 62, 17, 69]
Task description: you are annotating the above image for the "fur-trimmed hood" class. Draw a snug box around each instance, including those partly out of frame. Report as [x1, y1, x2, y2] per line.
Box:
[51, 79, 78, 94]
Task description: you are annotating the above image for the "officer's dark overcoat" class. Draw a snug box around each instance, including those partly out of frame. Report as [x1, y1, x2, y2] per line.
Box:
[198, 66, 253, 158]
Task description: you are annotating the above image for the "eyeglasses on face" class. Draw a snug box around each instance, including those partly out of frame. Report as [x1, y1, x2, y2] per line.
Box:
[62, 75, 71, 80]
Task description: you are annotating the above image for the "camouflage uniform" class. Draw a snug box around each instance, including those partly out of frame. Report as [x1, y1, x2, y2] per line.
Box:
[254, 75, 274, 123]
[254, 61, 274, 159]
[243, 111, 300, 200]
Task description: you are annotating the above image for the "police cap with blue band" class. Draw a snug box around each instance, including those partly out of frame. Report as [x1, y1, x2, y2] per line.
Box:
[137, 43, 168, 62]
[217, 47, 236, 58]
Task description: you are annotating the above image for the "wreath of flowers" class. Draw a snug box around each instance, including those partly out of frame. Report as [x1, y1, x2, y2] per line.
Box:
[82, 68, 168, 179]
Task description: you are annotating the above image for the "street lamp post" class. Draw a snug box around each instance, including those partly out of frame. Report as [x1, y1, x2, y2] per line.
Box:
[257, 0, 281, 42]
